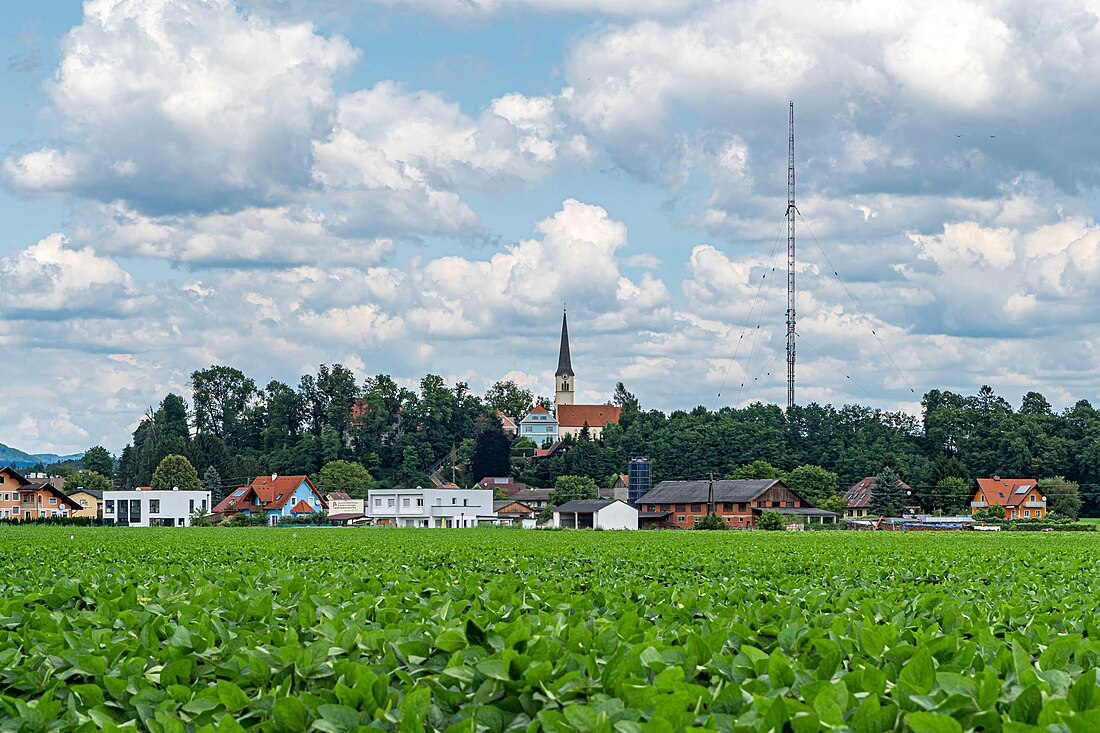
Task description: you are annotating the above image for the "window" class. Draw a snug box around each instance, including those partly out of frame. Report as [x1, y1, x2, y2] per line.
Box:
[49, 497, 57, 505]
[178, 518, 185, 526]
[402, 498, 410, 507]
[202, 499, 208, 510]
[150, 499, 161, 513]
[387, 498, 395, 508]
[676, 515, 685, 522]
[105, 500, 114, 513]
[80, 499, 88, 507]
[452, 498, 457, 505]
[374, 497, 382, 507]
[12, 507, 19, 515]
[416, 498, 424, 507]
[189, 499, 195, 513]
[463, 499, 468, 506]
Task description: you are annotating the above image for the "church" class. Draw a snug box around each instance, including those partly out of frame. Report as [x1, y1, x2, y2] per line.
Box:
[547, 309, 621, 440]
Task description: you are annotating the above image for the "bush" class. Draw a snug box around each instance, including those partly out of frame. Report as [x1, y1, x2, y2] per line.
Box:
[695, 513, 727, 531]
[757, 511, 785, 531]
[0, 516, 99, 527]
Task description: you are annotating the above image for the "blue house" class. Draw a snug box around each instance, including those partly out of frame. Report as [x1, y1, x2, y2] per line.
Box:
[213, 474, 326, 522]
[519, 405, 558, 446]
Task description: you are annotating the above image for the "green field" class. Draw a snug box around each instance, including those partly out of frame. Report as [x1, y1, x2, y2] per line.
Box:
[3, 528, 1100, 732]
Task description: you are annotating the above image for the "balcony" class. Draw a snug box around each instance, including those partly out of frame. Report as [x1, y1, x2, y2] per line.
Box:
[971, 501, 988, 508]
[1024, 500, 1045, 508]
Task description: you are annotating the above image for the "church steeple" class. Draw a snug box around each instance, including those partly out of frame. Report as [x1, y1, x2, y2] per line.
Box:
[555, 308, 574, 406]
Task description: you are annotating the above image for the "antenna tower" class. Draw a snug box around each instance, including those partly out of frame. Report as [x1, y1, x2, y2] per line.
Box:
[785, 102, 796, 409]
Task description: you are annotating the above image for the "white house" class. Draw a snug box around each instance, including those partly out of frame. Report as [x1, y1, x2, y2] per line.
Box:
[368, 487, 495, 528]
[103, 490, 211, 527]
[553, 498, 638, 530]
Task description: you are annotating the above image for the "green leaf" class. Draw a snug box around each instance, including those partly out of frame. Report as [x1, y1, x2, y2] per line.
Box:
[1010, 685, 1042, 725]
[899, 648, 936, 695]
[907, 712, 963, 733]
[1070, 671, 1100, 712]
[216, 681, 249, 713]
[272, 697, 307, 732]
[434, 628, 467, 653]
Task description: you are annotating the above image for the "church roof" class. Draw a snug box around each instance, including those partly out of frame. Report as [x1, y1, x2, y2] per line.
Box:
[557, 404, 621, 428]
[556, 309, 574, 377]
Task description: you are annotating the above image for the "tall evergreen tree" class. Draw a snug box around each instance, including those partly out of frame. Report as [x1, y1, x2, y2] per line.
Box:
[471, 425, 511, 482]
[870, 466, 906, 516]
[202, 466, 225, 505]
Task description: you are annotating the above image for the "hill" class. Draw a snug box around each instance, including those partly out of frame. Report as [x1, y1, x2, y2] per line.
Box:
[0, 442, 84, 467]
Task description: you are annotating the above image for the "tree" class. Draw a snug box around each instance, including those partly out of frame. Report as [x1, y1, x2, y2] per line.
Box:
[817, 495, 849, 516]
[785, 464, 839, 507]
[613, 382, 641, 428]
[1038, 476, 1082, 520]
[68, 470, 112, 494]
[974, 505, 1006, 522]
[82, 446, 114, 477]
[696, 513, 727, 530]
[869, 466, 906, 516]
[730, 460, 785, 480]
[319, 460, 376, 499]
[485, 380, 534, 421]
[191, 366, 257, 445]
[931, 477, 971, 514]
[187, 433, 230, 484]
[549, 475, 598, 506]
[201, 466, 226, 506]
[757, 510, 785, 530]
[190, 506, 212, 527]
[151, 454, 202, 492]
[471, 425, 511, 482]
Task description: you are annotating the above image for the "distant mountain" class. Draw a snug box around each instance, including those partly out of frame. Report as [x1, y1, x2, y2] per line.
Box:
[0, 442, 84, 468]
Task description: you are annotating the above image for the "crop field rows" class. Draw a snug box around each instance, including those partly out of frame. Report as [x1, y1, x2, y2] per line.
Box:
[2, 528, 1100, 732]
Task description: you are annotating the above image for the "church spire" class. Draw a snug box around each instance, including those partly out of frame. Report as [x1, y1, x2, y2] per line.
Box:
[556, 308, 574, 377]
[555, 308, 575, 407]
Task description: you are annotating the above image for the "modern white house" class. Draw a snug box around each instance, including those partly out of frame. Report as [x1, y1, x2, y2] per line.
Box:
[368, 487, 495, 527]
[103, 490, 211, 527]
[553, 498, 638, 530]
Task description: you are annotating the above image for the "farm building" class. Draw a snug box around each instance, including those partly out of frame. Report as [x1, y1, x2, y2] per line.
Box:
[636, 479, 837, 529]
[971, 477, 1046, 519]
[553, 499, 638, 530]
[843, 476, 919, 518]
[494, 499, 536, 526]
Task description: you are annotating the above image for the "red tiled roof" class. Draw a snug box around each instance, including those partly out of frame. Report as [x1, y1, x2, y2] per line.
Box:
[528, 405, 549, 414]
[975, 477, 1040, 508]
[212, 475, 323, 515]
[289, 499, 314, 514]
[556, 404, 621, 428]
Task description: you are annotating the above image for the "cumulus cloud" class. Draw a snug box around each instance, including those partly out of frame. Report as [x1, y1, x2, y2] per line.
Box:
[0, 233, 147, 318]
[368, 0, 702, 17]
[3, 0, 358, 213]
[313, 83, 590, 236]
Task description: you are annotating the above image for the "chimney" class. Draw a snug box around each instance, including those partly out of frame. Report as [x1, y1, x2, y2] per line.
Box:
[993, 475, 1001, 482]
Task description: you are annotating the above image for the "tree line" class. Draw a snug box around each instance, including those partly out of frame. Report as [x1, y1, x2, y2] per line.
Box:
[53, 365, 1100, 517]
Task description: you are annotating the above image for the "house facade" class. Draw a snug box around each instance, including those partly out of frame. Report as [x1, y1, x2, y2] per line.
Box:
[636, 479, 836, 529]
[103, 490, 211, 527]
[368, 487, 495, 527]
[494, 499, 536, 526]
[520, 405, 558, 445]
[553, 499, 638, 530]
[0, 467, 81, 520]
[971, 477, 1046, 519]
[68, 489, 104, 519]
[213, 475, 327, 524]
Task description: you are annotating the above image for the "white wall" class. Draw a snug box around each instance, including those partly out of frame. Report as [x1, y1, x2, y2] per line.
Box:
[368, 488, 495, 527]
[103, 490, 211, 527]
[595, 501, 638, 530]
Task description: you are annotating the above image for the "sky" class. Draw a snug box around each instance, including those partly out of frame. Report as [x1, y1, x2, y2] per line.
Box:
[3, 0, 1100, 454]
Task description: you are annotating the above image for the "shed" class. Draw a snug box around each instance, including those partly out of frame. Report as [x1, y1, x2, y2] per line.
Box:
[553, 498, 638, 530]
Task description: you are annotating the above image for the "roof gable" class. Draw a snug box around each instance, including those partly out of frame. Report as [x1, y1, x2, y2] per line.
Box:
[1, 466, 31, 486]
[638, 479, 787, 504]
[976, 477, 1040, 507]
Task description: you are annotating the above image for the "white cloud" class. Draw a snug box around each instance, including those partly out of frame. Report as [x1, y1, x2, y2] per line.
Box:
[4, 0, 358, 213]
[0, 233, 146, 317]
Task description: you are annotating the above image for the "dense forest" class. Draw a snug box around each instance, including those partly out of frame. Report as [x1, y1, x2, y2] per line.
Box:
[84, 364, 1100, 515]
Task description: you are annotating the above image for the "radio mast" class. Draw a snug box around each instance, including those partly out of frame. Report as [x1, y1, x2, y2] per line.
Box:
[786, 102, 796, 409]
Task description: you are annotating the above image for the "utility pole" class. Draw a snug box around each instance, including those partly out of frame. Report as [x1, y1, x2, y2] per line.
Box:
[707, 472, 715, 516]
[786, 101, 796, 410]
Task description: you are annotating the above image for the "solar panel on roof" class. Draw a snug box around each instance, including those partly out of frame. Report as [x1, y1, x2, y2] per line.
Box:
[232, 489, 245, 497]
[1015, 485, 1030, 494]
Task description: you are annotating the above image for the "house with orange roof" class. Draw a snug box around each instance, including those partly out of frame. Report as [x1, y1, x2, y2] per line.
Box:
[971, 476, 1046, 520]
[213, 474, 327, 525]
[0, 466, 81, 520]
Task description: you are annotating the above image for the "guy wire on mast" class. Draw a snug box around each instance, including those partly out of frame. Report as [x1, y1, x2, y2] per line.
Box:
[786, 101, 796, 410]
